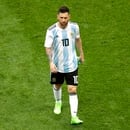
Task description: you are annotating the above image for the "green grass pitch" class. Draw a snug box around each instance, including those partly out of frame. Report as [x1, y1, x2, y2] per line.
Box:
[0, 0, 129, 129]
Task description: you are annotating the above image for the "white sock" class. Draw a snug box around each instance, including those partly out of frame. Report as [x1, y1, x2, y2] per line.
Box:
[69, 93, 78, 117]
[53, 85, 62, 102]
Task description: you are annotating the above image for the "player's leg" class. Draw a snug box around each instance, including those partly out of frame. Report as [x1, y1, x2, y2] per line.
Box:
[53, 84, 62, 102]
[68, 85, 78, 117]
[68, 85, 83, 124]
[53, 84, 62, 114]
[50, 72, 64, 114]
[65, 69, 83, 124]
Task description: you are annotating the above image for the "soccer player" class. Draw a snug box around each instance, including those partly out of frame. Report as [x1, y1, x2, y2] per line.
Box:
[44, 6, 84, 124]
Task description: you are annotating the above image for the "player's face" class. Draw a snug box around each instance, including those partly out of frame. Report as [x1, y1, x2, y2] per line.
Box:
[57, 12, 70, 28]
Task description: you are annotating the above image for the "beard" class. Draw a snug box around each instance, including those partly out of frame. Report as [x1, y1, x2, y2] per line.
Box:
[60, 21, 68, 28]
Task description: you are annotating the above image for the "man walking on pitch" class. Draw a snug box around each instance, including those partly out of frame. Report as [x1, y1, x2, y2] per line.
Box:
[44, 6, 84, 124]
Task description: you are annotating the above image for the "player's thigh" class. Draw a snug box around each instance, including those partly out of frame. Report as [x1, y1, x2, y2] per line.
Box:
[50, 72, 64, 84]
[65, 68, 78, 86]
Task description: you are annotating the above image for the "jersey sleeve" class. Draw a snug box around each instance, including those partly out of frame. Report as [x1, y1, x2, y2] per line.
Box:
[75, 23, 80, 39]
[44, 29, 53, 48]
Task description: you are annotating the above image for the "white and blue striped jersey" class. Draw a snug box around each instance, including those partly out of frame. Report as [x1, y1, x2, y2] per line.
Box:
[44, 21, 80, 73]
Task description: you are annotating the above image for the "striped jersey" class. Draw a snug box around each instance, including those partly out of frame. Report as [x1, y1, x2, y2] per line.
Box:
[44, 21, 80, 73]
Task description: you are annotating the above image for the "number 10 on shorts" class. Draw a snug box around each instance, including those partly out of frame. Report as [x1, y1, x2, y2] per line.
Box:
[73, 76, 78, 84]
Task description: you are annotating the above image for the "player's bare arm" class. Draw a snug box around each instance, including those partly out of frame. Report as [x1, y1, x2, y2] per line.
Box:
[76, 38, 84, 63]
[45, 47, 57, 73]
[45, 47, 52, 62]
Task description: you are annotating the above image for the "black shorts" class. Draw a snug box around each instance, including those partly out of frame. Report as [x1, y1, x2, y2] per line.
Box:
[50, 69, 78, 86]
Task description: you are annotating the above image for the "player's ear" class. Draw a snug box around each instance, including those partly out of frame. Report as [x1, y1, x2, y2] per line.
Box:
[57, 14, 59, 20]
[68, 14, 71, 20]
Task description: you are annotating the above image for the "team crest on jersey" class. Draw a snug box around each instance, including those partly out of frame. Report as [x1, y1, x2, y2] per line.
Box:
[70, 32, 74, 37]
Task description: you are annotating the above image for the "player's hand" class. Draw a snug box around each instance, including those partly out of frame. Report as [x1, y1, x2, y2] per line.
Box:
[79, 55, 85, 64]
[80, 57, 85, 63]
[50, 62, 58, 73]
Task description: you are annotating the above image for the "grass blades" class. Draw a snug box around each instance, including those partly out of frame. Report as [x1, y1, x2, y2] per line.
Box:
[0, 0, 129, 129]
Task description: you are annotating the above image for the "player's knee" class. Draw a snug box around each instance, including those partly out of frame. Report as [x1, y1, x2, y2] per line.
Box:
[68, 86, 77, 93]
[53, 84, 61, 90]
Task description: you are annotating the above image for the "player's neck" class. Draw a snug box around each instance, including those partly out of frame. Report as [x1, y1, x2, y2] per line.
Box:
[58, 22, 68, 29]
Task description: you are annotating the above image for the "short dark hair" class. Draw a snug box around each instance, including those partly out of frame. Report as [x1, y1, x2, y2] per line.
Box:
[58, 6, 70, 14]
